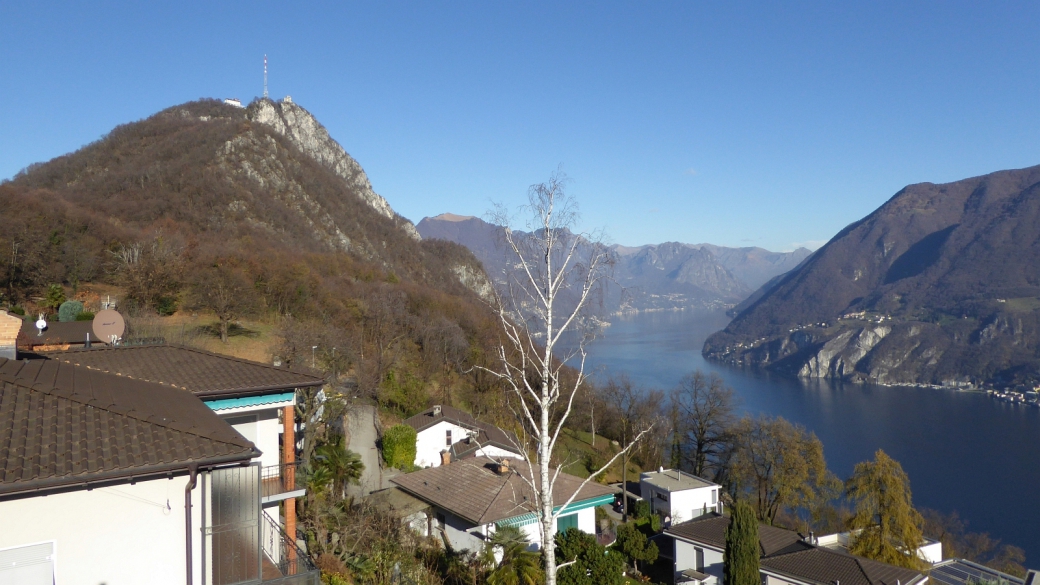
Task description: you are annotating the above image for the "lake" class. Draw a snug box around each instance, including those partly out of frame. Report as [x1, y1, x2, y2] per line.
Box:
[567, 309, 1040, 563]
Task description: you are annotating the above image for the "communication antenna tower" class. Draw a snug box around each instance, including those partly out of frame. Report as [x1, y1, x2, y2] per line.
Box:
[263, 55, 268, 99]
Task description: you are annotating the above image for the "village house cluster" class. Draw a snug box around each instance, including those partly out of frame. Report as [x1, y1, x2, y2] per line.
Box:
[1, 308, 1036, 585]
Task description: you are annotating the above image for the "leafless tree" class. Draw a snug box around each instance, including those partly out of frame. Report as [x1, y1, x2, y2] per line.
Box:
[669, 371, 737, 481]
[601, 374, 661, 521]
[478, 172, 653, 585]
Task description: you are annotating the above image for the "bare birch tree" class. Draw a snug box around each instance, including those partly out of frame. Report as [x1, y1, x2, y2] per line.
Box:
[480, 172, 654, 585]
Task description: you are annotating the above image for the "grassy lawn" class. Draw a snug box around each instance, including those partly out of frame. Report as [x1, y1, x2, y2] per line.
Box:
[554, 427, 642, 483]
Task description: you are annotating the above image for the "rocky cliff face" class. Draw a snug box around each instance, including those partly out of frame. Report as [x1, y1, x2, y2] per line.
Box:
[704, 164, 1040, 387]
[248, 99, 419, 239]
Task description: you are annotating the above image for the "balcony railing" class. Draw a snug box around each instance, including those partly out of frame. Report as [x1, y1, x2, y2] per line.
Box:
[261, 510, 320, 585]
[261, 461, 304, 501]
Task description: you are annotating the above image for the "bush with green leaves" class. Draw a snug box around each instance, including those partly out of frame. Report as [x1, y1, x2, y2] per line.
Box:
[381, 424, 417, 470]
[43, 284, 66, 312]
[58, 300, 84, 322]
[614, 522, 658, 574]
[556, 527, 624, 585]
[76, 311, 95, 321]
[633, 500, 651, 519]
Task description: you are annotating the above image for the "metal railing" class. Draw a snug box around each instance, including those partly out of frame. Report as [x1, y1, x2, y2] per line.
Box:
[261, 510, 319, 585]
[261, 461, 302, 500]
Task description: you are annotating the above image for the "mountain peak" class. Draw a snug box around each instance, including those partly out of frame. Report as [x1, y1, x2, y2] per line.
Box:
[430, 213, 478, 222]
[248, 98, 419, 239]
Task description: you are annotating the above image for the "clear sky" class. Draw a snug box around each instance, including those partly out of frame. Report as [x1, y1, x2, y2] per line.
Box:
[2, 2, 1038, 252]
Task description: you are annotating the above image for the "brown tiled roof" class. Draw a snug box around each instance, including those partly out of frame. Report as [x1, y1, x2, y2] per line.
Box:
[18, 319, 99, 348]
[0, 357, 259, 496]
[405, 405, 521, 455]
[665, 513, 810, 556]
[761, 546, 925, 585]
[665, 513, 925, 585]
[391, 456, 614, 525]
[44, 344, 324, 397]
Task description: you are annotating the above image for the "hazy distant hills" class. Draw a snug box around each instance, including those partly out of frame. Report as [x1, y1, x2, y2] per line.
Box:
[417, 213, 811, 314]
[704, 164, 1040, 387]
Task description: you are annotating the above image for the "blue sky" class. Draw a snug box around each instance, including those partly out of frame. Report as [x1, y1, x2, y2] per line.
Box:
[2, 2, 1038, 252]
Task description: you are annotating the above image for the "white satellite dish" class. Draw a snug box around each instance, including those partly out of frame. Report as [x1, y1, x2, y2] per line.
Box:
[35, 315, 47, 336]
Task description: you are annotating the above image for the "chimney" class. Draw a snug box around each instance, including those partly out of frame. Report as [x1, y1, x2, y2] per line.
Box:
[0, 311, 20, 360]
[496, 459, 511, 475]
[440, 450, 451, 466]
[433, 405, 442, 416]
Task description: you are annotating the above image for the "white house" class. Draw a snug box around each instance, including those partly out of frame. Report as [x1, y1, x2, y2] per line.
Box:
[664, 513, 927, 585]
[640, 468, 721, 524]
[391, 457, 615, 553]
[403, 405, 523, 468]
[44, 344, 326, 547]
[0, 355, 320, 585]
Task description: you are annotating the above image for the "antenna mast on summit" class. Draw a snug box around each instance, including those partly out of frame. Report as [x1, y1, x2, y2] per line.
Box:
[263, 54, 268, 99]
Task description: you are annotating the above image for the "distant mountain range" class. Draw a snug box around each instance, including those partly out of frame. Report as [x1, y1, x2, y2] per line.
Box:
[417, 214, 811, 314]
[704, 164, 1040, 388]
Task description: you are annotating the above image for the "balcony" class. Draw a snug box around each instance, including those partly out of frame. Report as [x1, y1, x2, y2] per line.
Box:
[261, 461, 306, 504]
[261, 510, 320, 585]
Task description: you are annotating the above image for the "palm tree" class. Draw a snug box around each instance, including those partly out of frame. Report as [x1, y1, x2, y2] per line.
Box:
[487, 526, 544, 585]
[313, 435, 364, 499]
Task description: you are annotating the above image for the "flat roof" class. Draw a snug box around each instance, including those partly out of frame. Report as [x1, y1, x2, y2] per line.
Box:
[641, 469, 717, 492]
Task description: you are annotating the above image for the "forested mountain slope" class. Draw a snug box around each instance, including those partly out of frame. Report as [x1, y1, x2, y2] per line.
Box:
[0, 98, 502, 416]
[704, 164, 1040, 387]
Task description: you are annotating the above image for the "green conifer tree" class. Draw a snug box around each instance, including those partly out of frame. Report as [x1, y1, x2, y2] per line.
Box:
[724, 500, 759, 585]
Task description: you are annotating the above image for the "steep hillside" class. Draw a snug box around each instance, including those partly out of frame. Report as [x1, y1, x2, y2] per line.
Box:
[0, 98, 502, 417]
[417, 214, 809, 313]
[704, 164, 1040, 387]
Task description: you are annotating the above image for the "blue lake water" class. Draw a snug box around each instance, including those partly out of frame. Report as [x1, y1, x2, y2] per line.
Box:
[565, 309, 1040, 562]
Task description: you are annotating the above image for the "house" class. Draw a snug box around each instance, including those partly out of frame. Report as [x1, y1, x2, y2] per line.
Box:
[0, 356, 319, 584]
[665, 513, 926, 585]
[640, 467, 722, 523]
[814, 530, 943, 565]
[391, 457, 615, 552]
[403, 404, 523, 468]
[0, 310, 19, 358]
[41, 343, 326, 550]
[17, 317, 102, 352]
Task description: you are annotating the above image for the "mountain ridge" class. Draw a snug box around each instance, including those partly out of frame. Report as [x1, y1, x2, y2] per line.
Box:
[416, 214, 811, 314]
[704, 163, 1040, 387]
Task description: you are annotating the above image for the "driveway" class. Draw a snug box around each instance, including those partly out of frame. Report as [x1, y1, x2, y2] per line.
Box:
[344, 404, 383, 498]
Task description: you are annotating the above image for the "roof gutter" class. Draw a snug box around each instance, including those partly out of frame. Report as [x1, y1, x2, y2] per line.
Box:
[0, 449, 260, 500]
[193, 381, 324, 399]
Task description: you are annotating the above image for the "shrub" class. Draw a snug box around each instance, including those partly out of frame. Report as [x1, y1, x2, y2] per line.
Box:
[58, 300, 84, 322]
[44, 284, 66, 312]
[10, 306, 25, 316]
[381, 424, 417, 470]
[76, 311, 95, 321]
[155, 295, 178, 316]
[633, 500, 651, 519]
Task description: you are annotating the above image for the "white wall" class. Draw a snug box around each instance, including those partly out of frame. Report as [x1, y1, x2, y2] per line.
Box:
[673, 540, 723, 585]
[414, 421, 472, 467]
[473, 444, 523, 460]
[642, 484, 717, 524]
[0, 476, 204, 585]
[221, 406, 283, 468]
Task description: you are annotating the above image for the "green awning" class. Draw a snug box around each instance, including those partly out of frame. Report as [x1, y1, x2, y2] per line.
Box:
[204, 391, 296, 411]
[497, 494, 615, 528]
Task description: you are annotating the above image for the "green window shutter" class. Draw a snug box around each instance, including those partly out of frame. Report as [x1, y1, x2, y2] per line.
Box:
[556, 513, 578, 534]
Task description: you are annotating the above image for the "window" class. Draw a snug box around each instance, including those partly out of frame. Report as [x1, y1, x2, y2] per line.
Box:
[656, 491, 668, 502]
[446, 429, 453, 446]
[711, 489, 717, 505]
[695, 547, 704, 571]
[556, 513, 578, 534]
[0, 542, 54, 585]
[436, 513, 446, 531]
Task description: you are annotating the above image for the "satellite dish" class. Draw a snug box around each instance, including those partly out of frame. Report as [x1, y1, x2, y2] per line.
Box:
[35, 316, 47, 336]
[92, 309, 126, 344]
